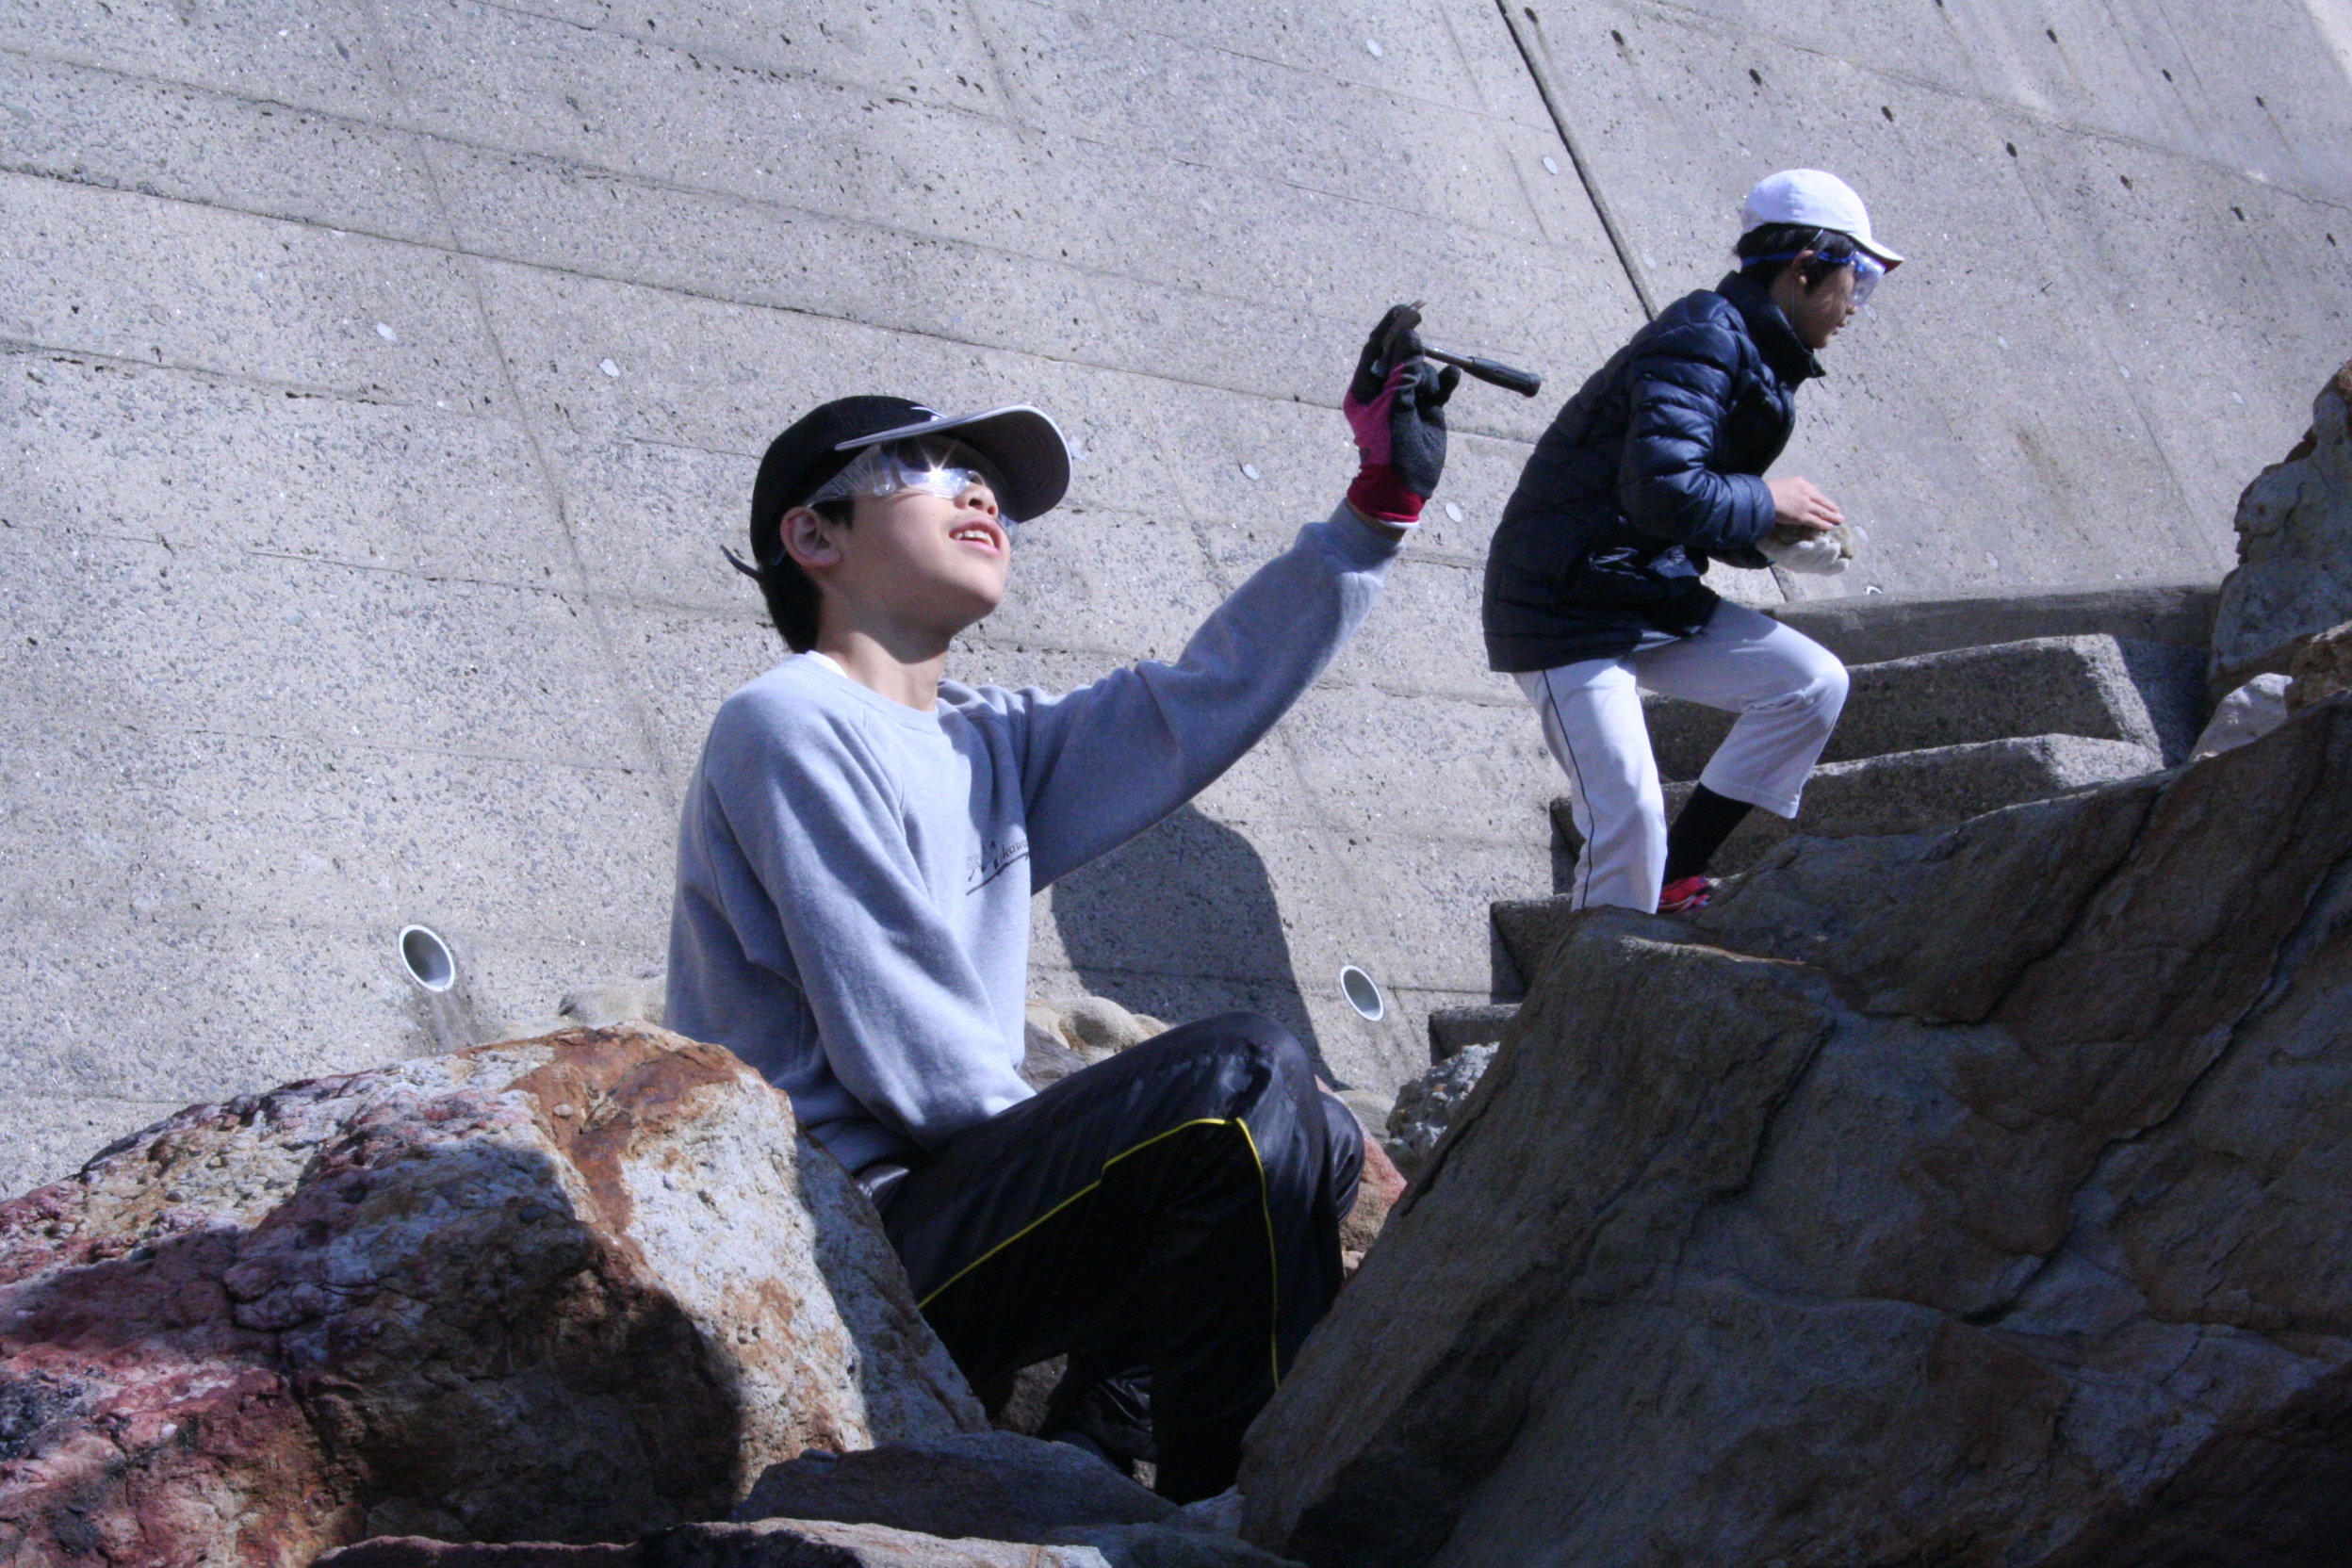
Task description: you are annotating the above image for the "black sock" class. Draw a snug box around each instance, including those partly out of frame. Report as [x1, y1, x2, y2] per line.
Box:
[1664, 785, 1754, 883]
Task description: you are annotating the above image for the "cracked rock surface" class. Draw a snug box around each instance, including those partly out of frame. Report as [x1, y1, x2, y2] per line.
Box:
[2213, 357, 2352, 689]
[1241, 696, 2352, 1567]
[0, 1025, 983, 1566]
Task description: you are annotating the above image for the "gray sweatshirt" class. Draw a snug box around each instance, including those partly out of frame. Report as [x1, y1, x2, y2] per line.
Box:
[666, 502, 1400, 1175]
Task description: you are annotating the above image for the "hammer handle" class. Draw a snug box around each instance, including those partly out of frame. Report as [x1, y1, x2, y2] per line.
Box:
[1423, 347, 1544, 399]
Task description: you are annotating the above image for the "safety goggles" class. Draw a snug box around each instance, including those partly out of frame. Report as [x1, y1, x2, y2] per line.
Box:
[807, 437, 1019, 520]
[1750, 239, 1886, 308]
[1848, 251, 1886, 308]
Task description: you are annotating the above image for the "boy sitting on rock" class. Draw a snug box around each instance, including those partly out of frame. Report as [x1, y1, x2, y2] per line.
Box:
[665, 309, 1456, 1500]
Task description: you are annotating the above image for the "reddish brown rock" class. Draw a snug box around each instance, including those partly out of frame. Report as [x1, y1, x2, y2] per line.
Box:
[1338, 1137, 1405, 1272]
[0, 1025, 983, 1566]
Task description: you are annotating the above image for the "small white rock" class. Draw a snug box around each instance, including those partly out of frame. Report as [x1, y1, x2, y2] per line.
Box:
[599, 358, 622, 377]
[1240, 462, 1260, 481]
[2192, 673, 2293, 760]
[1445, 500, 1464, 523]
[1364, 38, 1383, 57]
[374, 322, 398, 342]
[1543, 155, 1560, 174]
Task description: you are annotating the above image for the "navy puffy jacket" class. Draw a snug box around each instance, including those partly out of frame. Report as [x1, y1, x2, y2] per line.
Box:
[1481, 270, 1822, 671]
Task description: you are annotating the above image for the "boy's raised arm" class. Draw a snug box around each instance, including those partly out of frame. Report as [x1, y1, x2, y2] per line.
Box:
[1004, 306, 1459, 888]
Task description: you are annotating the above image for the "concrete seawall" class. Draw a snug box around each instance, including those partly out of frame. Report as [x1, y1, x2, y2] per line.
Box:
[4, 0, 2349, 1192]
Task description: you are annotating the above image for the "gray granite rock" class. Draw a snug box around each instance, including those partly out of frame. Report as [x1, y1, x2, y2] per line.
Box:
[1381, 1046, 1498, 1181]
[2213, 358, 2352, 688]
[318, 1516, 1302, 1567]
[1050, 1522, 1305, 1567]
[1424, 1005, 1515, 1062]
[734, 1431, 1171, 1541]
[1242, 700, 2352, 1567]
[316, 1518, 1116, 1565]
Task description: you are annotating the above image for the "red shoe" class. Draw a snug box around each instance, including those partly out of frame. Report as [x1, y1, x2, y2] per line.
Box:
[1658, 874, 1715, 914]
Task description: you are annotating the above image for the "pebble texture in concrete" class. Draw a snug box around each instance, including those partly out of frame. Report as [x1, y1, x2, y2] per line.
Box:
[3, 0, 2349, 1194]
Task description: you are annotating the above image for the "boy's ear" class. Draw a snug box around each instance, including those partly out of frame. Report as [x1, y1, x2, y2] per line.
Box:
[780, 504, 844, 573]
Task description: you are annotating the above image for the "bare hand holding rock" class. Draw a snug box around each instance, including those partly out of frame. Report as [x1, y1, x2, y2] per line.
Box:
[1768, 474, 1842, 535]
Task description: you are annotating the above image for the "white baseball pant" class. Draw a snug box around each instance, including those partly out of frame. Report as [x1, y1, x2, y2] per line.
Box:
[1515, 601, 1849, 913]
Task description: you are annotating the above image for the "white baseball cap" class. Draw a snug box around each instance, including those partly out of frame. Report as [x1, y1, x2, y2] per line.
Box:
[1740, 170, 1903, 268]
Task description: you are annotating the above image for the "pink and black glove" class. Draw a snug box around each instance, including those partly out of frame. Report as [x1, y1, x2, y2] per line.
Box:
[1345, 303, 1461, 525]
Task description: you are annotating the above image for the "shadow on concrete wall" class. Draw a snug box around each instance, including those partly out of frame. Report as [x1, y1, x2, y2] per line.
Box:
[1048, 804, 1325, 1071]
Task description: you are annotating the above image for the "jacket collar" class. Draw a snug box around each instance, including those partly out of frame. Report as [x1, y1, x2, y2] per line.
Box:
[1716, 270, 1824, 385]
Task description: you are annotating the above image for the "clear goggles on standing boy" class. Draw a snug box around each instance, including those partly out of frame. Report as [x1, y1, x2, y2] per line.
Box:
[1745, 236, 1886, 309]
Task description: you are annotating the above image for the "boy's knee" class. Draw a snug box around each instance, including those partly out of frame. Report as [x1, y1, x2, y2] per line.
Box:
[1137, 1010, 1314, 1089]
[1782, 652, 1847, 729]
[1186, 1011, 1314, 1082]
[1816, 656, 1850, 710]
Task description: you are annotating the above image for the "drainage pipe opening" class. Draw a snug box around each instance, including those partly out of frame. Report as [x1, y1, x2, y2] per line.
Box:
[399, 924, 456, 992]
[1339, 964, 1386, 1021]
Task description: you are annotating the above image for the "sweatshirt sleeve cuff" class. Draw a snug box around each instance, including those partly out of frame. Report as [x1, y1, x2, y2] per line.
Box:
[1325, 499, 1411, 564]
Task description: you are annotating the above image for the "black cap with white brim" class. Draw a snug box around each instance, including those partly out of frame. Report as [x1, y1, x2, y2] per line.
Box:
[749, 397, 1072, 570]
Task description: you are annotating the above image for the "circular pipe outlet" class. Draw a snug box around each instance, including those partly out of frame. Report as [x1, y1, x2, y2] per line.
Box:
[399, 924, 457, 992]
[1339, 965, 1386, 1021]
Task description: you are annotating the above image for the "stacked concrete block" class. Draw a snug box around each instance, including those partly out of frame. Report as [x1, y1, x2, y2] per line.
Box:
[1488, 586, 2217, 1017]
[1660, 732, 2164, 869]
[1624, 626, 2197, 874]
[1643, 631, 2194, 776]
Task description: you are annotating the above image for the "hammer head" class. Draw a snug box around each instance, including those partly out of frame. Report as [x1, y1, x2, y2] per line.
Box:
[1380, 301, 1427, 371]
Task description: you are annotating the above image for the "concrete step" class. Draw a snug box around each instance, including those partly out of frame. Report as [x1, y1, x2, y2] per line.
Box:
[1555, 729, 2165, 863]
[1765, 579, 2215, 668]
[1642, 634, 2205, 783]
[1488, 901, 1579, 995]
[1427, 1004, 1516, 1063]
[1549, 731, 2161, 879]
[1511, 730, 2163, 974]
[1665, 732, 2161, 873]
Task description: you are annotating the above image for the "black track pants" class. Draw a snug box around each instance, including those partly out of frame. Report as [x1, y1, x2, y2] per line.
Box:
[880, 1012, 1364, 1501]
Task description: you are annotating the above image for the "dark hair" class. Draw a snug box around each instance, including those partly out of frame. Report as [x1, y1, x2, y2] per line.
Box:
[751, 496, 854, 653]
[1738, 222, 1860, 290]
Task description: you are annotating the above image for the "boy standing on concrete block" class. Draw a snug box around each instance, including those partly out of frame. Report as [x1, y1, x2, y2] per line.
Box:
[1482, 169, 1903, 914]
[665, 308, 1456, 1500]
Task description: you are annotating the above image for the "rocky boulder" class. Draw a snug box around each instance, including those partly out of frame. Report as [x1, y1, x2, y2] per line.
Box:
[732, 1431, 1173, 1539]
[0, 1025, 983, 1566]
[2212, 357, 2352, 690]
[1380, 1048, 1497, 1183]
[2287, 617, 2352, 714]
[315, 1429, 1307, 1568]
[314, 1518, 1120, 1565]
[318, 1514, 1303, 1565]
[1240, 695, 2352, 1566]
